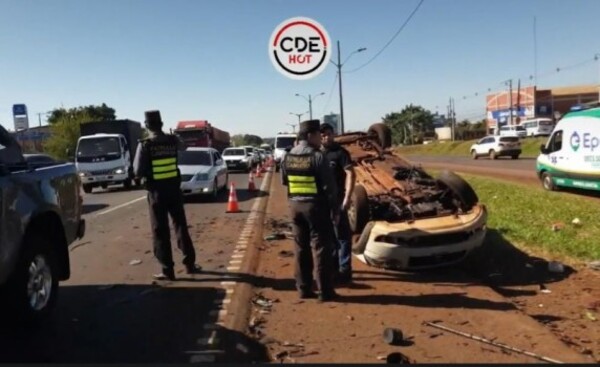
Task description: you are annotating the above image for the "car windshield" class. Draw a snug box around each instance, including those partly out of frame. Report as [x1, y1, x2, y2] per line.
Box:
[539, 120, 553, 126]
[178, 150, 211, 166]
[500, 137, 519, 143]
[516, 126, 525, 131]
[276, 137, 296, 148]
[77, 137, 121, 158]
[223, 149, 245, 156]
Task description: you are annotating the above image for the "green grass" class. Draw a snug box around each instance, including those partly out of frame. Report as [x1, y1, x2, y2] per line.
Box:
[460, 173, 600, 262]
[395, 137, 548, 158]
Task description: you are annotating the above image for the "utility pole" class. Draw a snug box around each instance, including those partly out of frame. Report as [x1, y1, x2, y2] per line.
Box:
[330, 42, 366, 134]
[508, 79, 514, 125]
[295, 93, 325, 120]
[516, 79, 521, 123]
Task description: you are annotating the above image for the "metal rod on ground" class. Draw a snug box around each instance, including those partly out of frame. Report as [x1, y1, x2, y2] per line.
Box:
[423, 322, 564, 364]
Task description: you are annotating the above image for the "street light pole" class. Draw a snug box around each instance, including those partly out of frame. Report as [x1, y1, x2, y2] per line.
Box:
[287, 123, 297, 133]
[295, 93, 325, 120]
[289, 111, 307, 123]
[330, 42, 366, 134]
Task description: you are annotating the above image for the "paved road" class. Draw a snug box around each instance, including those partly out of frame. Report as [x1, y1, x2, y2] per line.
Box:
[0, 171, 268, 363]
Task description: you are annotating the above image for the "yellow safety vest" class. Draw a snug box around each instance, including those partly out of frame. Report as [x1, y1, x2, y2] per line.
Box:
[144, 136, 180, 183]
[284, 153, 319, 197]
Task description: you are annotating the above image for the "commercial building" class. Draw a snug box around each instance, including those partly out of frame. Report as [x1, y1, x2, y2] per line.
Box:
[12, 125, 51, 153]
[485, 84, 599, 134]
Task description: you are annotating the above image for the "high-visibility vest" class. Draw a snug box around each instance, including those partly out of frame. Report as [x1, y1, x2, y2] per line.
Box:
[144, 136, 180, 183]
[283, 152, 320, 197]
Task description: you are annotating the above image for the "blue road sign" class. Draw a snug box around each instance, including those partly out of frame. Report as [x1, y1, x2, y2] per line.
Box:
[12, 104, 27, 116]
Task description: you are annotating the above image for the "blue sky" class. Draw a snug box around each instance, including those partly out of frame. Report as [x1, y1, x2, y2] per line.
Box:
[1, 0, 599, 136]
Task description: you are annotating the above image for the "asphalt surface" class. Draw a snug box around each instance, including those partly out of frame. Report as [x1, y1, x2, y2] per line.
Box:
[0, 171, 266, 363]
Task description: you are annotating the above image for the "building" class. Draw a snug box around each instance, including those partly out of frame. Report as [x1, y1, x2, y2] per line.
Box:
[12, 125, 52, 153]
[485, 84, 599, 134]
[322, 113, 340, 134]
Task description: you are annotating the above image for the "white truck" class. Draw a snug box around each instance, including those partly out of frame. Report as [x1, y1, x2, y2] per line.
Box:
[273, 132, 296, 172]
[75, 120, 143, 193]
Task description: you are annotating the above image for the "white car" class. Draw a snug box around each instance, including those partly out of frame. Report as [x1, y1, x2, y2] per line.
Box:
[470, 135, 522, 160]
[223, 147, 253, 172]
[499, 125, 527, 138]
[178, 147, 228, 199]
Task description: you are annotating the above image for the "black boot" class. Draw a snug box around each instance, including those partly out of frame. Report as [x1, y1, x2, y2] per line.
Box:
[185, 264, 203, 274]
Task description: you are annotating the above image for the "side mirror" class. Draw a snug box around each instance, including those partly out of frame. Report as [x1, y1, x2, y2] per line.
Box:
[540, 144, 547, 154]
[215, 159, 223, 166]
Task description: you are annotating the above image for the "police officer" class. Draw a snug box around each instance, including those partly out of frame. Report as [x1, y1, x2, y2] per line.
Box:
[320, 123, 356, 284]
[133, 110, 202, 280]
[281, 119, 339, 302]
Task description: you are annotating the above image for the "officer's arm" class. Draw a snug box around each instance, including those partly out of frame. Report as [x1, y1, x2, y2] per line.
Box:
[280, 156, 288, 186]
[133, 142, 146, 179]
[315, 152, 338, 212]
[341, 148, 356, 208]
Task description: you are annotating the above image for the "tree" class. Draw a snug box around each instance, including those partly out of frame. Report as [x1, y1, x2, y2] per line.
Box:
[43, 112, 93, 160]
[231, 134, 264, 147]
[47, 103, 116, 125]
[382, 104, 434, 145]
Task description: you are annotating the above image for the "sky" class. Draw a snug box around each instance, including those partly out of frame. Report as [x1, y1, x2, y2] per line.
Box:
[1, 0, 600, 137]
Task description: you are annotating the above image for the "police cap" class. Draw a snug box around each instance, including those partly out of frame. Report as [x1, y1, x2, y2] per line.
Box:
[299, 119, 320, 134]
[144, 110, 163, 129]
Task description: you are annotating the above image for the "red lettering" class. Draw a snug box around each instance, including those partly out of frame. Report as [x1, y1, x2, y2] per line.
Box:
[289, 54, 297, 63]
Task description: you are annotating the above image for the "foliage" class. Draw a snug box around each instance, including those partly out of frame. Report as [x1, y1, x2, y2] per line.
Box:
[43, 112, 93, 160]
[382, 104, 435, 145]
[231, 134, 264, 147]
[47, 103, 115, 125]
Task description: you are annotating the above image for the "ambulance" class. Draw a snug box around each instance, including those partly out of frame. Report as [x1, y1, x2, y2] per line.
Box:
[536, 106, 600, 192]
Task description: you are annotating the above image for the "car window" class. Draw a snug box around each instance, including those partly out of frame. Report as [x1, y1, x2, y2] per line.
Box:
[500, 137, 519, 143]
[547, 130, 563, 153]
[178, 150, 212, 166]
[224, 149, 245, 156]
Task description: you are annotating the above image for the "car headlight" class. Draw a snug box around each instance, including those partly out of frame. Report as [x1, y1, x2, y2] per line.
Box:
[194, 173, 210, 181]
[78, 171, 89, 177]
[113, 167, 126, 174]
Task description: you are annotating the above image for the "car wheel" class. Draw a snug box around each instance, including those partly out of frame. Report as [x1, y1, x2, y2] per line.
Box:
[471, 150, 478, 160]
[6, 232, 59, 325]
[82, 184, 93, 194]
[212, 179, 219, 200]
[101, 183, 108, 190]
[222, 174, 229, 191]
[367, 123, 392, 149]
[489, 150, 497, 160]
[348, 185, 370, 234]
[437, 170, 479, 212]
[542, 172, 557, 191]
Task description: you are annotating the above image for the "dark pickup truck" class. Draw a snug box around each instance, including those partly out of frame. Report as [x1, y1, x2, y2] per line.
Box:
[0, 124, 85, 324]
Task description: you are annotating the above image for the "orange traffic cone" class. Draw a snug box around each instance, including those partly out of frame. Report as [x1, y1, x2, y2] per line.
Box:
[248, 170, 257, 192]
[256, 164, 263, 178]
[226, 182, 240, 213]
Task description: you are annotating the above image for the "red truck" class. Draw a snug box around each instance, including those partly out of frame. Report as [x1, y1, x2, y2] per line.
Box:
[173, 120, 231, 152]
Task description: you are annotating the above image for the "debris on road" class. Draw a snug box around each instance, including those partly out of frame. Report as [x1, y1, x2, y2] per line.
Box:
[252, 294, 274, 309]
[539, 284, 552, 294]
[265, 233, 286, 241]
[347, 315, 354, 321]
[584, 311, 597, 322]
[386, 352, 413, 364]
[551, 223, 563, 232]
[129, 259, 142, 266]
[383, 327, 404, 346]
[278, 250, 294, 258]
[423, 321, 564, 364]
[588, 261, 600, 271]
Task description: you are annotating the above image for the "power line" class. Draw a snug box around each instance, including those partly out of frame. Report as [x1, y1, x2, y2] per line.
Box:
[321, 72, 339, 115]
[345, 0, 425, 74]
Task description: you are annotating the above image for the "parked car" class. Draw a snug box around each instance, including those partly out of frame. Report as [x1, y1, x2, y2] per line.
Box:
[222, 147, 253, 172]
[242, 146, 260, 168]
[334, 123, 488, 270]
[470, 135, 522, 160]
[178, 148, 228, 200]
[0, 125, 85, 324]
[520, 118, 554, 137]
[499, 125, 527, 138]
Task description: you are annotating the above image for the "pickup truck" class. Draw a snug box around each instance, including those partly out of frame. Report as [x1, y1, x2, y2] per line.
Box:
[339, 123, 488, 270]
[0, 124, 85, 324]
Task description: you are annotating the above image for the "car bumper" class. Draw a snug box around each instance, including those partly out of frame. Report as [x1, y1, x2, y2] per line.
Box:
[181, 180, 214, 195]
[80, 173, 128, 184]
[359, 205, 488, 270]
[224, 161, 249, 170]
[497, 149, 522, 156]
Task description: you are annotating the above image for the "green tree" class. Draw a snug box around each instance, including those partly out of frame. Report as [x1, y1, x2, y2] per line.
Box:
[43, 112, 93, 160]
[230, 134, 264, 146]
[382, 104, 434, 145]
[47, 103, 116, 125]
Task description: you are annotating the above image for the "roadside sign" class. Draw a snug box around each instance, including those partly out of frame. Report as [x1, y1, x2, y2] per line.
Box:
[14, 115, 29, 131]
[12, 104, 27, 116]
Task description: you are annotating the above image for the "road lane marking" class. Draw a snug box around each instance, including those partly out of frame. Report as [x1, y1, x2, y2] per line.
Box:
[226, 266, 240, 271]
[214, 298, 231, 305]
[94, 196, 146, 217]
[231, 254, 244, 258]
[220, 281, 236, 286]
[229, 260, 242, 264]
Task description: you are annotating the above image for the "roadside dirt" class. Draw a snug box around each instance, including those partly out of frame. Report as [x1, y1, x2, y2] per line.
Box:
[243, 176, 598, 363]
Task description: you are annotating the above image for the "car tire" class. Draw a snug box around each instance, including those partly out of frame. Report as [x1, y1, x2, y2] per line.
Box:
[123, 178, 132, 190]
[6, 231, 59, 326]
[211, 179, 219, 200]
[368, 123, 392, 149]
[222, 174, 229, 191]
[134, 178, 142, 187]
[437, 170, 479, 212]
[489, 150, 497, 160]
[348, 185, 370, 234]
[471, 150, 478, 160]
[542, 172, 557, 191]
[82, 184, 93, 194]
[101, 183, 108, 190]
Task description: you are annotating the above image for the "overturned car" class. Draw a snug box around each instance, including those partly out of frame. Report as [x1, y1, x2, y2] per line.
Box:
[339, 124, 487, 270]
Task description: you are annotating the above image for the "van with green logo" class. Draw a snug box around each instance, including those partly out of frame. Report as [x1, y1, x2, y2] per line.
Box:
[536, 107, 600, 192]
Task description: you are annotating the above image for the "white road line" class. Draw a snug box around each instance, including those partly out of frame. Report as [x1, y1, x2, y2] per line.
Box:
[225, 288, 234, 294]
[213, 298, 231, 305]
[235, 245, 247, 249]
[229, 260, 242, 264]
[226, 266, 240, 271]
[220, 281, 236, 286]
[231, 254, 244, 258]
[209, 309, 228, 317]
[95, 196, 146, 217]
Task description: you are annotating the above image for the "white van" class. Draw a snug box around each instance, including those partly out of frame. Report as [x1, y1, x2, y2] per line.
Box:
[499, 125, 527, 138]
[520, 118, 554, 137]
[537, 107, 600, 192]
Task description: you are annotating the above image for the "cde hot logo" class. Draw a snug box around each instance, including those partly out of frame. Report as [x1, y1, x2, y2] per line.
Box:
[269, 17, 331, 80]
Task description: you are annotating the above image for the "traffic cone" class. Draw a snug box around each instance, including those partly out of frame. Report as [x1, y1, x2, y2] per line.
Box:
[226, 182, 240, 213]
[256, 164, 262, 178]
[260, 162, 266, 173]
[248, 170, 257, 192]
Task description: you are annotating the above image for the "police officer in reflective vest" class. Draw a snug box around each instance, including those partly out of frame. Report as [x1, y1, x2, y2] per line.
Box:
[281, 119, 339, 302]
[133, 110, 202, 280]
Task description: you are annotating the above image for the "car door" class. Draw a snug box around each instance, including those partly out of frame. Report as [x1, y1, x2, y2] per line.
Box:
[477, 137, 489, 154]
[543, 130, 564, 174]
[212, 151, 224, 186]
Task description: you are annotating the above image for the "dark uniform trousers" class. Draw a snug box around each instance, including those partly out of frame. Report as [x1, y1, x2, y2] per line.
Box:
[290, 200, 334, 294]
[147, 180, 196, 271]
